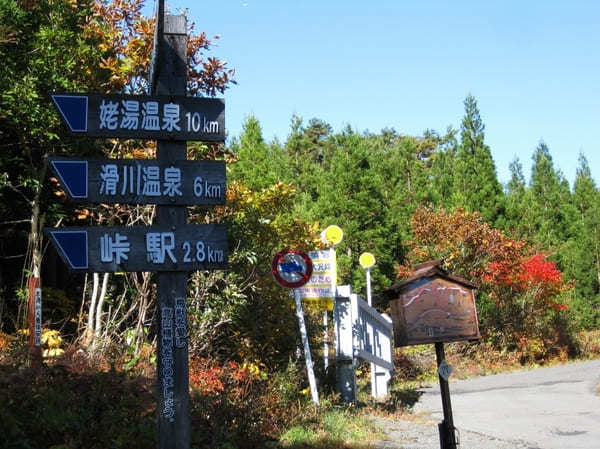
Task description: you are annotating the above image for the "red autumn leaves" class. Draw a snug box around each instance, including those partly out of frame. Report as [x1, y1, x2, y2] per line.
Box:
[400, 206, 570, 313]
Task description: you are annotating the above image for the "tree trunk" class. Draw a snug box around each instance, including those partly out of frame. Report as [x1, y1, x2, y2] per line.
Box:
[28, 165, 46, 279]
[22, 167, 46, 329]
[94, 273, 110, 342]
[85, 273, 100, 346]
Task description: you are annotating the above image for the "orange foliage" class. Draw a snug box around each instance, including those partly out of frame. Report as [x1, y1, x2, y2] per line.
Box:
[86, 0, 235, 96]
[399, 206, 525, 282]
[398, 207, 573, 357]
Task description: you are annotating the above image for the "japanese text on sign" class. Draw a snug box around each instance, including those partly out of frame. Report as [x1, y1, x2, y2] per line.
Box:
[161, 306, 175, 422]
[34, 288, 42, 347]
[296, 250, 334, 311]
[99, 232, 225, 265]
[99, 99, 219, 134]
[98, 164, 221, 200]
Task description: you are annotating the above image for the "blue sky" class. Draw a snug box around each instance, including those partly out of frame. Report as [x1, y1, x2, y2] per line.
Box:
[146, 1, 599, 187]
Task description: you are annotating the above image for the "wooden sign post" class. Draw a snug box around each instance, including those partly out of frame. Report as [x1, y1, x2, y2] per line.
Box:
[46, 4, 226, 447]
[153, 13, 190, 449]
[435, 342, 457, 449]
[384, 260, 480, 449]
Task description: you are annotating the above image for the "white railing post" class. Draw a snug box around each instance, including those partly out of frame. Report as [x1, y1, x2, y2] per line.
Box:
[335, 285, 356, 404]
[335, 285, 394, 402]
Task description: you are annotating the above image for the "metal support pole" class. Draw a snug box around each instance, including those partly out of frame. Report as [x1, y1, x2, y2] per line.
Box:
[435, 342, 457, 449]
[154, 12, 190, 449]
[323, 311, 329, 371]
[330, 246, 338, 364]
[294, 289, 319, 405]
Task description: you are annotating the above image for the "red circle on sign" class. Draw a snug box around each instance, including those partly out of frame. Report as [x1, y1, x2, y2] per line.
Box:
[271, 250, 313, 289]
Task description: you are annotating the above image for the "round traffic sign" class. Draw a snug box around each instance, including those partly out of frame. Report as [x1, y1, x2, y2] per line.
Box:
[323, 225, 343, 246]
[271, 250, 313, 289]
[359, 252, 376, 269]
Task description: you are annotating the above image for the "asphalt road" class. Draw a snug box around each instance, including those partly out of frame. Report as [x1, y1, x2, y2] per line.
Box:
[409, 359, 600, 449]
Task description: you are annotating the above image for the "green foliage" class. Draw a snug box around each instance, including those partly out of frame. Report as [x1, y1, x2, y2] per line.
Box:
[0, 364, 156, 449]
[229, 115, 284, 191]
[565, 153, 600, 328]
[279, 408, 380, 449]
[452, 94, 504, 224]
[0, 0, 111, 329]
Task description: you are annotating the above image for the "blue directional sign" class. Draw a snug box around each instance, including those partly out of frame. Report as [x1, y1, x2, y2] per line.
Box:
[50, 159, 88, 199]
[48, 230, 89, 270]
[51, 95, 88, 132]
[50, 93, 225, 141]
[44, 225, 228, 272]
[47, 157, 226, 205]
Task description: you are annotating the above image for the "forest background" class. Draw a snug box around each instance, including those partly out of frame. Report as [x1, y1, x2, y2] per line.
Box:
[0, 1, 599, 448]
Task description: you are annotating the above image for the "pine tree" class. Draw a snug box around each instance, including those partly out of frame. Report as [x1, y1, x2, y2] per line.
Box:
[504, 157, 527, 237]
[453, 94, 504, 224]
[568, 153, 600, 327]
[229, 115, 283, 190]
[526, 141, 577, 250]
[309, 130, 400, 291]
[427, 127, 458, 209]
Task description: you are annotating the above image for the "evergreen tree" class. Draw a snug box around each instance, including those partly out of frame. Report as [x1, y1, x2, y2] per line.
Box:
[504, 157, 527, 237]
[525, 141, 577, 250]
[309, 130, 400, 292]
[229, 115, 283, 190]
[426, 127, 458, 208]
[568, 153, 600, 327]
[453, 94, 504, 224]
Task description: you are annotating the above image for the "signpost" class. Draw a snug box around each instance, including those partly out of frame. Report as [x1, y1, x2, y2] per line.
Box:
[46, 224, 227, 272]
[45, 6, 226, 448]
[296, 250, 334, 311]
[271, 250, 313, 289]
[436, 343, 457, 449]
[384, 261, 479, 449]
[47, 157, 226, 205]
[272, 250, 319, 405]
[152, 14, 192, 449]
[51, 93, 225, 142]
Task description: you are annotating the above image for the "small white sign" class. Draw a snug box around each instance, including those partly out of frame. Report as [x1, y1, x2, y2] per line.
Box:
[34, 288, 42, 347]
[438, 360, 453, 381]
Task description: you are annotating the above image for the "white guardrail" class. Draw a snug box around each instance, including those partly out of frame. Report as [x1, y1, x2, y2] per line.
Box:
[336, 285, 394, 400]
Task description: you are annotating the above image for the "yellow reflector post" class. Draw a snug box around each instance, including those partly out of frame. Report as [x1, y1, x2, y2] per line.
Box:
[359, 252, 376, 269]
[324, 225, 343, 246]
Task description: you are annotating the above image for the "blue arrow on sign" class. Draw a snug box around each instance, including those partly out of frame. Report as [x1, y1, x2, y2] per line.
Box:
[48, 230, 88, 270]
[50, 159, 88, 199]
[51, 94, 88, 132]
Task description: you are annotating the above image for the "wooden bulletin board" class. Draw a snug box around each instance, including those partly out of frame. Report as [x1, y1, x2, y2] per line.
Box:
[389, 276, 480, 346]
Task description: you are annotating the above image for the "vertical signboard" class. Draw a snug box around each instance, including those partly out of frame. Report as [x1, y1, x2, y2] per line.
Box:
[296, 250, 334, 311]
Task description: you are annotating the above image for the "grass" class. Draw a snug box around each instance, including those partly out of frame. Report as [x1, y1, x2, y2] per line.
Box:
[278, 408, 382, 449]
[2, 330, 599, 448]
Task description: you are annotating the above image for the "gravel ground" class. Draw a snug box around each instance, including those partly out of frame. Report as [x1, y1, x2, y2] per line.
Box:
[370, 360, 600, 448]
[371, 415, 535, 449]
